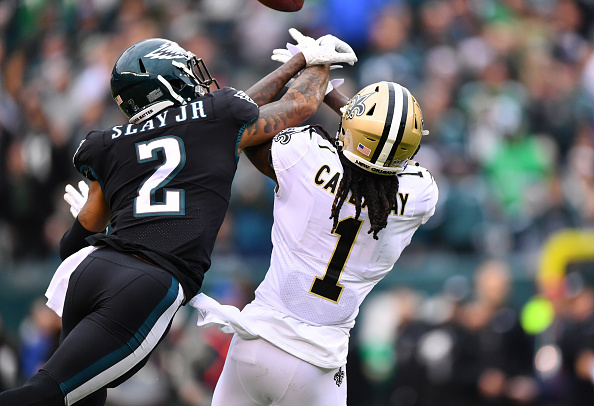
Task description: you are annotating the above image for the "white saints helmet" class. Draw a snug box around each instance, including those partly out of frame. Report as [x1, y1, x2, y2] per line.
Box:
[338, 81, 428, 175]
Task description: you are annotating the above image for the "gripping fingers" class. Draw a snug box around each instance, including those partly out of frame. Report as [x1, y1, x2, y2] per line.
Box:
[318, 36, 357, 65]
[64, 184, 82, 201]
[63, 192, 77, 208]
[64, 181, 89, 218]
[271, 48, 293, 64]
[78, 180, 89, 198]
[288, 28, 307, 43]
[286, 43, 300, 56]
[64, 191, 81, 218]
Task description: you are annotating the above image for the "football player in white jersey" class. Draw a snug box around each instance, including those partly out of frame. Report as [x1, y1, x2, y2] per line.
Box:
[190, 80, 439, 406]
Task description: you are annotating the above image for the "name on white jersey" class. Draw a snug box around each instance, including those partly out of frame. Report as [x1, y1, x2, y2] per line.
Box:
[313, 164, 411, 216]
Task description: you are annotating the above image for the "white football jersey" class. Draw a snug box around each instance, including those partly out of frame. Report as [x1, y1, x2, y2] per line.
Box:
[236, 125, 439, 368]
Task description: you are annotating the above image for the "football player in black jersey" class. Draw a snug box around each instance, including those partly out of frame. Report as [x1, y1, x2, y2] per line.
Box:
[0, 32, 357, 406]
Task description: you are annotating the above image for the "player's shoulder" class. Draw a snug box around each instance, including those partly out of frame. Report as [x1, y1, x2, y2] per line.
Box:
[271, 125, 331, 173]
[274, 125, 334, 148]
[398, 162, 437, 191]
[212, 86, 259, 122]
[273, 125, 312, 145]
[399, 161, 434, 179]
[398, 161, 439, 211]
[72, 130, 108, 180]
[212, 86, 257, 107]
[74, 130, 105, 158]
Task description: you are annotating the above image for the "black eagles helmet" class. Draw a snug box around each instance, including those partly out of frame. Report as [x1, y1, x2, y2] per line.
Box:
[111, 38, 219, 124]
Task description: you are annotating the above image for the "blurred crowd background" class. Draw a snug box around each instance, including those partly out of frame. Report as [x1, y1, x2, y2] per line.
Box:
[1, 0, 594, 404]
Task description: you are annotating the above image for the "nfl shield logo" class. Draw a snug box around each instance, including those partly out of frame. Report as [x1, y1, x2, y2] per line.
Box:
[357, 143, 371, 156]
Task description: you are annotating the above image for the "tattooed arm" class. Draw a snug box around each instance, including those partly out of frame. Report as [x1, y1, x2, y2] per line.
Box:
[243, 80, 348, 184]
[237, 62, 329, 154]
[245, 53, 305, 107]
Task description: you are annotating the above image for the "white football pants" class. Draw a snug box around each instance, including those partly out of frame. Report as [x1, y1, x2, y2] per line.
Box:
[211, 334, 347, 406]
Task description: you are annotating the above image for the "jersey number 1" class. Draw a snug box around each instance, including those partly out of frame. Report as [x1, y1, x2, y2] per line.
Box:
[135, 136, 186, 216]
[309, 217, 363, 303]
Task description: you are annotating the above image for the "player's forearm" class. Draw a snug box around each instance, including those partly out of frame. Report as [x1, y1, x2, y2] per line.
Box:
[78, 181, 110, 233]
[59, 217, 96, 260]
[245, 54, 307, 107]
[238, 64, 329, 152]
[283, 64, 329, 121]
[324, 87, 350, 116]
[244, 142, 276, 182]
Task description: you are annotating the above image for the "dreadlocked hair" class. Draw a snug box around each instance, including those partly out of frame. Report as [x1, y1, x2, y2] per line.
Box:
[330, 158, 400, 240]
[309, 124, 401, 240]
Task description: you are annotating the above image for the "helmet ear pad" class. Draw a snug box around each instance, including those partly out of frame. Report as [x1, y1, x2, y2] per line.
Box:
[114, 77, 176, 124]
[338, 81, 427, 175]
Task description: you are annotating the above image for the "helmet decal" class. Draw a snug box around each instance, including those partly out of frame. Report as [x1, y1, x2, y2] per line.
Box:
[127, 98, 140, 113]
[357, 143, 371, 156]
[147, 88, 164, 103]
[144, 42, 188, 60]
[345, 92, 373, 120]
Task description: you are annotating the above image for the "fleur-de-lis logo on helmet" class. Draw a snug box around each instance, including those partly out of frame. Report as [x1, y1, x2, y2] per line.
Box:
[345, 92, 373, 120]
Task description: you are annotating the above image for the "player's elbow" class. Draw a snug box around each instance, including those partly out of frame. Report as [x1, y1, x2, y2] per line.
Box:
[301, 100, 319, 121]
[302, 90, 325, 119]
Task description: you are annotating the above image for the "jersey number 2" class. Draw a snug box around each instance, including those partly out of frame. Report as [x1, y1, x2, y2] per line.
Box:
[309, 217, 363, 303]
[135, 136, 186, 216]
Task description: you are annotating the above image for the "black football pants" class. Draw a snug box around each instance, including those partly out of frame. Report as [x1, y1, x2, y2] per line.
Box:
[0, 247, 184, 405]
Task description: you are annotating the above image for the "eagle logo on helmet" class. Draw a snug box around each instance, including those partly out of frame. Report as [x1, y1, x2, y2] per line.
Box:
[144, 43, 188, 60]
[345, 92, 373, 120]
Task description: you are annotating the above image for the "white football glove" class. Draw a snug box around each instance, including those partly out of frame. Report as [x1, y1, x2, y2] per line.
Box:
[273, 28, 357, 67]
[272, 47, 343, 70]
[312, 34, 357, 66]
[64, 181, 89, 218]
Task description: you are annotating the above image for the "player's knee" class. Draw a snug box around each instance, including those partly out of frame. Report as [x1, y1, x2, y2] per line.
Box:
[23, 371, 64, 405]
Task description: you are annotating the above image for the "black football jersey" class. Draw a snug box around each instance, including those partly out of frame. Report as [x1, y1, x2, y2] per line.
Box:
[73, 87, 259, 298]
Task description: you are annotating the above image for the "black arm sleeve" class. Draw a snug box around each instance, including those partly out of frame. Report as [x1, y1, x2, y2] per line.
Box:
[59, 217, 97, 260]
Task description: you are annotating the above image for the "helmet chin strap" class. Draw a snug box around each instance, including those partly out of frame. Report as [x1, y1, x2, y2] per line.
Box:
[334, 134, 344, 150]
